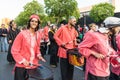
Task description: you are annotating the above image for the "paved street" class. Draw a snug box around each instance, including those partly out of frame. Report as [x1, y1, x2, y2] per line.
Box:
[0, 52, 85, 80]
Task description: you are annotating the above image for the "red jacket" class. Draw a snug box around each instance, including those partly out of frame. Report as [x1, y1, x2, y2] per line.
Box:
[11, 30, 42, 69]
[54, 25, 78, 58]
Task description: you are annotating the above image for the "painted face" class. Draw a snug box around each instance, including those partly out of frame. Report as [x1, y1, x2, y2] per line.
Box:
[30, 18, 38, 29]
[95, 25, 99, 31]
[70, 18, 76, 27]
[98, 27, 109, 33]
[91, 24, 98, 31]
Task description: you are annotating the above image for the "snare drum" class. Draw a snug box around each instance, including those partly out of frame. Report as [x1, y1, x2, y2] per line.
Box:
[67, 48, 84, 66]
[27, 65, 53, 80]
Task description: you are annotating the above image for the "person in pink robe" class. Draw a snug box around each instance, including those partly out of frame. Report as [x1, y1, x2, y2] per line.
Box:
[54, 16, 78, 80]
[41, 21, 51, 56]
[110, 30, 120, 80]
[43, 21, 51, 42]
[106, 17, 120, 80]
[11, 14, 46, 80]
[110, 26, 120, 80]
[78, 23, 116, 80]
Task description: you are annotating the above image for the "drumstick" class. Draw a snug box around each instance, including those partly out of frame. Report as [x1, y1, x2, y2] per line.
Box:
[29, 63, 40, 66]
[62, 41, 74, 49]
[61, 39, 76, 50]
[106, 54, 119, 57]
[29, 63, 43, 69]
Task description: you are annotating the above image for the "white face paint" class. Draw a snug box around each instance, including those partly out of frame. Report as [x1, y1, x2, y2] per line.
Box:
[95, 25, 99, 31]
[98, 27, 109, 33]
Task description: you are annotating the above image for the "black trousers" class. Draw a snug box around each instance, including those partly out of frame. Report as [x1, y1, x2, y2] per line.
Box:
[88, 72, 109, 80]
[7, 44, 15, 62]
[14, 67, 28, 80]
[60, 58, 74, 80]
[40, 42, 47, 57]
[50, 53, 59, 66]
[109, 72, 120, 80]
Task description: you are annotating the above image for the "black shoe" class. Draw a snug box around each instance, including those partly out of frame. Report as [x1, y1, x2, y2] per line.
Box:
[9, 61, 15, 64]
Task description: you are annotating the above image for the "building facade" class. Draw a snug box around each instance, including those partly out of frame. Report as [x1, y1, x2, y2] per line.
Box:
[0, 18, 11, 28]
[80, 0, 120, 15]
[78, 0, 120, 26]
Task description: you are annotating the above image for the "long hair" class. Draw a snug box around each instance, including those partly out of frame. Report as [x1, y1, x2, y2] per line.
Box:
[9, 20, 14, 29]
[27, 18, 40, 31]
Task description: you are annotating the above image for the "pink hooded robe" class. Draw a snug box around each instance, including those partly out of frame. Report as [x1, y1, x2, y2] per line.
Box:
[111, 33, 120, 76]
[78, 31, 116, 80]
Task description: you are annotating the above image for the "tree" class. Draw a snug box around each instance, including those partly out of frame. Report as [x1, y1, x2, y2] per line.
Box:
[44, 0, 80, 23]
[15, 0, 45, 26]
[90, 3, 115, 23]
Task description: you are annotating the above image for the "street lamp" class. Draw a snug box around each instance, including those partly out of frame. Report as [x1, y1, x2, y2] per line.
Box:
[83, 13, 86, 25]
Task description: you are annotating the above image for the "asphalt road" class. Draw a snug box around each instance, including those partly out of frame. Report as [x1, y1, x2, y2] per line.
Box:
[0, 52, 85, 80]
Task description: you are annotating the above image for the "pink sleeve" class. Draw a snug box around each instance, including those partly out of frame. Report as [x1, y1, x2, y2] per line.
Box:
[54, 27, 63, 46]
[36, 31, 42, 57]
[78, 32, 96, 58]
[36, 43, 41, 57]
[11, 33, 25, 63]
[37, 42, 41, 57]
[43, 27, 49, 41]
[44, 27, 48, 36]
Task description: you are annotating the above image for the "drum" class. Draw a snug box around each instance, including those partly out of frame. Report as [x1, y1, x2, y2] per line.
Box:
[67, 48, 84, 66]
[27, 65, 53, 80]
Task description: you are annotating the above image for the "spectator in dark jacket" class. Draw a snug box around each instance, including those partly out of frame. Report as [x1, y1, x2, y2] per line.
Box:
[7, 20, 20, 63]
[48, 24, 59, 68]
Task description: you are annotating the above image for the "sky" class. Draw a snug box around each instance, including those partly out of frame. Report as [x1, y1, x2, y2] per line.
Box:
[0, 0, 107, 20]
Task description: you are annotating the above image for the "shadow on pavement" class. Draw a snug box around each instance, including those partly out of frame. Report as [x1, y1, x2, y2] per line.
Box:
[0, 52, 85, 80]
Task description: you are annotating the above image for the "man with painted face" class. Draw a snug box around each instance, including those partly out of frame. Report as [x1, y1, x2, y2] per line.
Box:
[78, 17, 117, 80]
[103, 17, 120, 80]
[54, 16, 78, 80]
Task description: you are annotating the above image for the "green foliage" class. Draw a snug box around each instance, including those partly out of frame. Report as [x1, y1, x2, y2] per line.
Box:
[15, 0, 45, 27]
[90, 3, 115, 22]
[44, 0, 80, 23]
